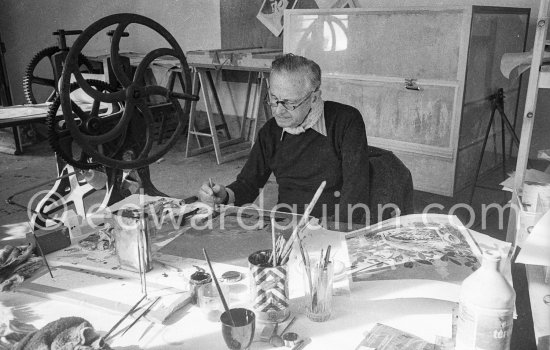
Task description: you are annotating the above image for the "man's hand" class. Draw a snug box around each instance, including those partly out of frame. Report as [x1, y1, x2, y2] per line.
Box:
[198, 181, 228, 207]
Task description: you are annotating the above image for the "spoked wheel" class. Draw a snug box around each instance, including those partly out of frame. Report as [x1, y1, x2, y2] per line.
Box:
[60, 13, 198, 170]
[46, 79, 125, 170]
[23, 46, 95, 104]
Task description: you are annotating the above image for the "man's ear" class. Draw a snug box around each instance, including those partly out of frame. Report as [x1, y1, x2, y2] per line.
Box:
[312, 89, 322, 103]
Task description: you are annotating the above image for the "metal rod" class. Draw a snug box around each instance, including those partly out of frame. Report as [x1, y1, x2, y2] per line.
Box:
[6, 171, 76, 207]
[6, 171, 78, 224]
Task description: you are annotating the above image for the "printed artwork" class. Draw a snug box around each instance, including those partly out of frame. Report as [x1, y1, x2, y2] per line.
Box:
[257, 0, 298, 37]
[345, 215, 480, 283]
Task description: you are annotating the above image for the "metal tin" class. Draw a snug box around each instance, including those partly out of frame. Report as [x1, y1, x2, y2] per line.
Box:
[248, 249, 290, 323]
[283, 332, 299, 347]
[113, 209, 153, 272]
[189, 270, 212, 305]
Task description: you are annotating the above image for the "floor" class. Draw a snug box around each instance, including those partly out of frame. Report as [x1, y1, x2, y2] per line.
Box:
[0, 135, 539, 349]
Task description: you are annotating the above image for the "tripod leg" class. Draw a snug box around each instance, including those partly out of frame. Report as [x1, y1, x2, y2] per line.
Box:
[501, 111, 506, 180]
[499, 109, 521, 146]
[469, 106, 497, 205]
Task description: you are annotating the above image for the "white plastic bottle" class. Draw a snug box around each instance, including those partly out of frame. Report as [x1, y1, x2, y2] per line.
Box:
[455, 250, 515, 350]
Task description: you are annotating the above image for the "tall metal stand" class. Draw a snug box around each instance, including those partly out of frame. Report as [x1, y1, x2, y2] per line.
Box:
[469, 88, 524, 204]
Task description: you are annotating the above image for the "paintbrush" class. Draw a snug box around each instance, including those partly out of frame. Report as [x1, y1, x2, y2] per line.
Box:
[137, 236, 146, 295]
[271, 217, 277, 266]
[121, 296, 161, 336]
[311, 248, 325, 309]
[31, 230, 54, 278]
[203, 248, 235, 326]
[141, 239, 148, 295]
[198, 178, 221, 224]
[218, 204, 301, 218]
[465, 228, 484, 258]
[279, 181, 326, 263]
[104, 294, 147, 340]
[209, 177, 215, 200]
[348, 261, 384, 275]
[299, 241, 314, 309]
[209, 178, 221, 214]
[324, 245, 331, 269]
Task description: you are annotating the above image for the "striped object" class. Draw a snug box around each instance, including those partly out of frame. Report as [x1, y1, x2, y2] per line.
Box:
[250, 264, 289, 315]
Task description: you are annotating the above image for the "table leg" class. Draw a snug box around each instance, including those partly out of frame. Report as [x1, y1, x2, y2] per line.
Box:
[248, 72, 268, 144]
[12, 126, 23, 155]
[185, 70, 203, 158]
[205, 70, 232, 140]
[198, 70, 223, 164]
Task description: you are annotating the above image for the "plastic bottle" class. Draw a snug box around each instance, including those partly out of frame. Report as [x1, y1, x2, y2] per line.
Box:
[455, 250, 515, 350]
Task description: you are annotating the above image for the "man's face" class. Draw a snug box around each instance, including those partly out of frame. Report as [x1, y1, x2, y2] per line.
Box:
[268, 72, 317, 128]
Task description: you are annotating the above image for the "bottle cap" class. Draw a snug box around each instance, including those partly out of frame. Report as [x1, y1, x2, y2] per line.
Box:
[221, 270, 242, 283]
[282, 332, 299, 347]
[190, 271, 211, 284]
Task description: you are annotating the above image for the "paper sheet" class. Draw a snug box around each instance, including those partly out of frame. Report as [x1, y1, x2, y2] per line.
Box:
[538, 148, 550, 161]
[500, 169, 550, 191]
[0, 105, 51, 119]
[500, 51, 550, 80]
[516, 209, 550, 267]
[256, 0, 298, 36]
[339, 215, 511, 303]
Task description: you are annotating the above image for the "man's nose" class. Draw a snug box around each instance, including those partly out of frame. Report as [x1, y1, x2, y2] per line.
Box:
[274, 102, 286, 113]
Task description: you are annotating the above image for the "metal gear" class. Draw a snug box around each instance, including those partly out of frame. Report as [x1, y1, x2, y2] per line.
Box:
[46, 79, 124, 169]
[60, 13, 197, 170]
[23, 46, 94, 104]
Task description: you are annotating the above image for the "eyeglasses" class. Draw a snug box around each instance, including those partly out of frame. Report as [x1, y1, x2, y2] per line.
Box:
[265, 89, 317, 111]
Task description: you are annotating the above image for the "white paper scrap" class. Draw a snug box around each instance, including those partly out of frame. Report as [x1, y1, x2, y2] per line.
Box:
[500, 169, 550, 192]
[516, 209, 550, 267]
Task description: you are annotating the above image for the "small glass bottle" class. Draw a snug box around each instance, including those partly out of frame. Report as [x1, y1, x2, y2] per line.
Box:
[455, 250, 515, 350]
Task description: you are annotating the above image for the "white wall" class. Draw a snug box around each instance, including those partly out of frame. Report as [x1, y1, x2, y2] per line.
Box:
[0, 0, 220, 105]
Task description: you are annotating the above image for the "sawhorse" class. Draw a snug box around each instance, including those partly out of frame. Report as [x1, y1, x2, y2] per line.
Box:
[185, 64, 270, 164]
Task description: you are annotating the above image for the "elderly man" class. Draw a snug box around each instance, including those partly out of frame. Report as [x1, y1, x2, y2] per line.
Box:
[199, 53, 370, 224]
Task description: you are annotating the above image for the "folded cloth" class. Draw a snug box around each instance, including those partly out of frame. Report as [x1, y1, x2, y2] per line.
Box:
[0, 244, 34, 271]
[12, 317, 111, 350]
[0, 243, 42, 292]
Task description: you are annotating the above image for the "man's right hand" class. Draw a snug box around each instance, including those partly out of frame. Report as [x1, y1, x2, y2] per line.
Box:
[198, 181, 228, 207]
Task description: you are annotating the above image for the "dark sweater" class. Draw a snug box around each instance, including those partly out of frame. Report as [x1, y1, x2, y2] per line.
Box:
[227, 101, 370, 223]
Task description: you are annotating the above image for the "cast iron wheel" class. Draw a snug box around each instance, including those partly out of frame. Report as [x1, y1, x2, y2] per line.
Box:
[60, 13, 197, 170]
[23, 46, 95, 104]
[46, 79, 125, 170]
